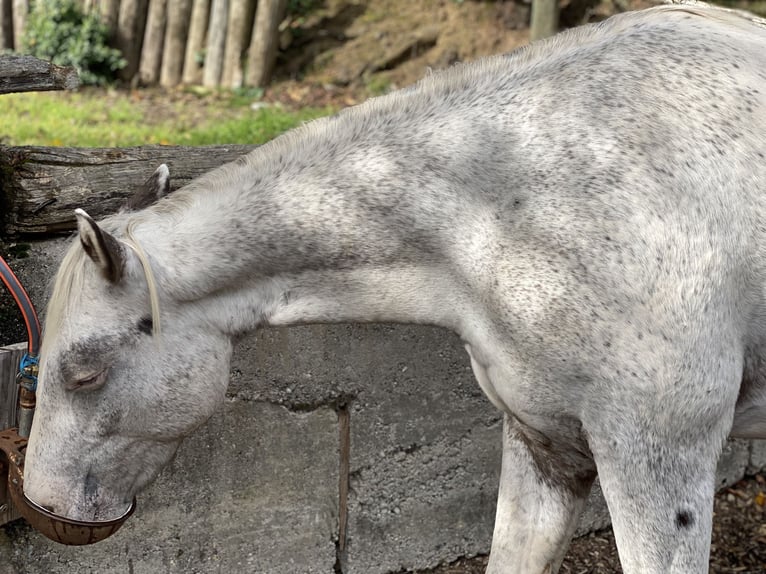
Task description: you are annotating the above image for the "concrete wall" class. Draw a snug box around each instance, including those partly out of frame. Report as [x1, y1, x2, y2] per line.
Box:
[1, 237, 764, 574]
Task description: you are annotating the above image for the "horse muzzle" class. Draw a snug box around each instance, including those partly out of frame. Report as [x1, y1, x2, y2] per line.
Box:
[0, 428, 135, 545]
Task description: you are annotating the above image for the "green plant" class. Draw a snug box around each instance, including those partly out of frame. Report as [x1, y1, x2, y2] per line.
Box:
[22, 0, 125, 86]
[287, 0, 322, 18]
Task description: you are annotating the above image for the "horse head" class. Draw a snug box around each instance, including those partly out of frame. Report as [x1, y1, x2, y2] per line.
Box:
[22, 166, 233, 523]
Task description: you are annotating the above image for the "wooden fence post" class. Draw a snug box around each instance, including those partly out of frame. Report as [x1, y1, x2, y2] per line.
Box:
[138, 0, 167, 85]
[0, 344, 24, 527]
[0, 0, 13, 51]
[11, 0, 27, 51]
[246, 0, 287, 88]
[160, 0, 193, 87]
[221, 0, 255, 89]
[203, 0, 228, 87]
[530, 0, 559, 42]
[117, 0, 149, 82]
[182, 0, 211, 85]
[96, 0, 122, 39]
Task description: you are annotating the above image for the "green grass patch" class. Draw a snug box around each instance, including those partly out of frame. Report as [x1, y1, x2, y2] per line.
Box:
[0, 90, 334, 147]
[714, 0, 766, 15]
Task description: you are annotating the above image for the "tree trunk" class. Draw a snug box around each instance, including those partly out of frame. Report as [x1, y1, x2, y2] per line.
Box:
[11, 0, 27, 51]
[159, 0, 193, 87]
[221, 0, 254, 88]
[0, 144, 259, 236]
[182, 0, 211, 85]
[203, 0, 228, 87]
[116, 0, 149, 82]
[0, 55, 80, 94]
[246, 0, 286, 88]
[530, 0, 559, 42]
[0, 0, 13, 51]
[138, 0, 167, 86]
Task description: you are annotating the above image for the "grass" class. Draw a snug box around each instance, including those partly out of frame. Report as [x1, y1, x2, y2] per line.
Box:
[715, 0, 766, 15]
[0, 89, 334, 147]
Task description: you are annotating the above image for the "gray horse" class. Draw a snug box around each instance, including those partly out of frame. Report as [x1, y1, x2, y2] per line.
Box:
[22, 3, 766, 573]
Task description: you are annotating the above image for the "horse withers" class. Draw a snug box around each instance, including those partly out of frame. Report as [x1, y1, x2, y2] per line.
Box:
[21, 4, 766, 573]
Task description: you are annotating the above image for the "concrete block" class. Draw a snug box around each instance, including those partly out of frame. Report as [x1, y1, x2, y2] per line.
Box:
[716, 439, 750, 488]
[235, 323, 504, 573]
[749, 439, 766, 473]
[332, 326, 502, 573]
[2, 400, 339, 574]
[345, 421, 501, 574]
[575, 480, 610, 536]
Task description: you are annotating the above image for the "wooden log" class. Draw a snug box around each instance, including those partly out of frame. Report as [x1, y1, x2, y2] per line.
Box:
[138, 0, 168, 85]
[245, 0, 287, 88]
[221, 0, 254, 89]
[0, 0, 13, 51]
[0, 344, 23, 527]
[182, 0, 211, 85]
[0, 55, 80, 95]
[0, 144, 258, 236]
[159, 0, 193, 87]
[203, 0, 228, 87]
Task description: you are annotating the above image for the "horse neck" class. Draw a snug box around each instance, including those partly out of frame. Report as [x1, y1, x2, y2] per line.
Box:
[135, 121, 479, 334]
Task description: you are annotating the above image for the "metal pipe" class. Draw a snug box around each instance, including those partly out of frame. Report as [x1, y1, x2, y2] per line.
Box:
[17, 388, 36, 439]
[1, 255, 41, 439]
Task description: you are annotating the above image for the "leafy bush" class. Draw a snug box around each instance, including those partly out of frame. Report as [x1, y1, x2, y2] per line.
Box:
[287, 0, 322, 18]
[22, 0, 125, 86]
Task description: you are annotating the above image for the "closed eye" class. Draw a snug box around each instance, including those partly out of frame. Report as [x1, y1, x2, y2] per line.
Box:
[66, 368, 109, 392]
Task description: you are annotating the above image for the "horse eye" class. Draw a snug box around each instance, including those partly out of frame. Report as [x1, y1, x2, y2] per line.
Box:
[66, 368, 109, 392]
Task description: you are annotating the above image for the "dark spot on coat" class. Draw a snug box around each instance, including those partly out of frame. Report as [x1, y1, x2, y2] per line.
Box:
[137, 316, 153, 335]
[676, 510, 694, 529]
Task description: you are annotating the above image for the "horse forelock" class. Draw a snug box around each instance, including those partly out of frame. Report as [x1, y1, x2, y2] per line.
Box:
[42, 220, 162, 362]
[42, 240, 89, 356]
[124, 221, 162, 341]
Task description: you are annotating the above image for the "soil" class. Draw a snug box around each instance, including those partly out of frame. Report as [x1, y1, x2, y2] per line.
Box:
[264, 0, 658, 108]
[415, 474, 766, 574]
[420, 473, 766, 573]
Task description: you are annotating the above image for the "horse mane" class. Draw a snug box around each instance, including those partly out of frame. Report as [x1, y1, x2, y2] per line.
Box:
[138, 1, 764, 211]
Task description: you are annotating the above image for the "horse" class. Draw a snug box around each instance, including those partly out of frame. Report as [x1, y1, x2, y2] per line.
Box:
[22, 3, 766, 572]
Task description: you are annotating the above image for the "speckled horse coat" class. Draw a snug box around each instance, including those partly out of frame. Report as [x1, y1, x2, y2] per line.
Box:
[23, 3, 766, 573]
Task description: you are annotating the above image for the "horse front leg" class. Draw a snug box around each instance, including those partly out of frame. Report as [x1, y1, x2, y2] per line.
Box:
[589, 430, 719, 574]
[487, 414, 596, 574]
[584, 347, 740, 574]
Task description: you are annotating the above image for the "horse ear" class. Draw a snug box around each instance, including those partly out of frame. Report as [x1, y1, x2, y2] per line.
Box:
[126, 164, 170, 210]
[74, 209, 125, 283]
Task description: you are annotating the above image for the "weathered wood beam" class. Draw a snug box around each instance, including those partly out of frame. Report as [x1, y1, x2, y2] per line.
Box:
[0, 55, 79, 95]
[0, 144, 258, 236]
[0, 344, 23, 527]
